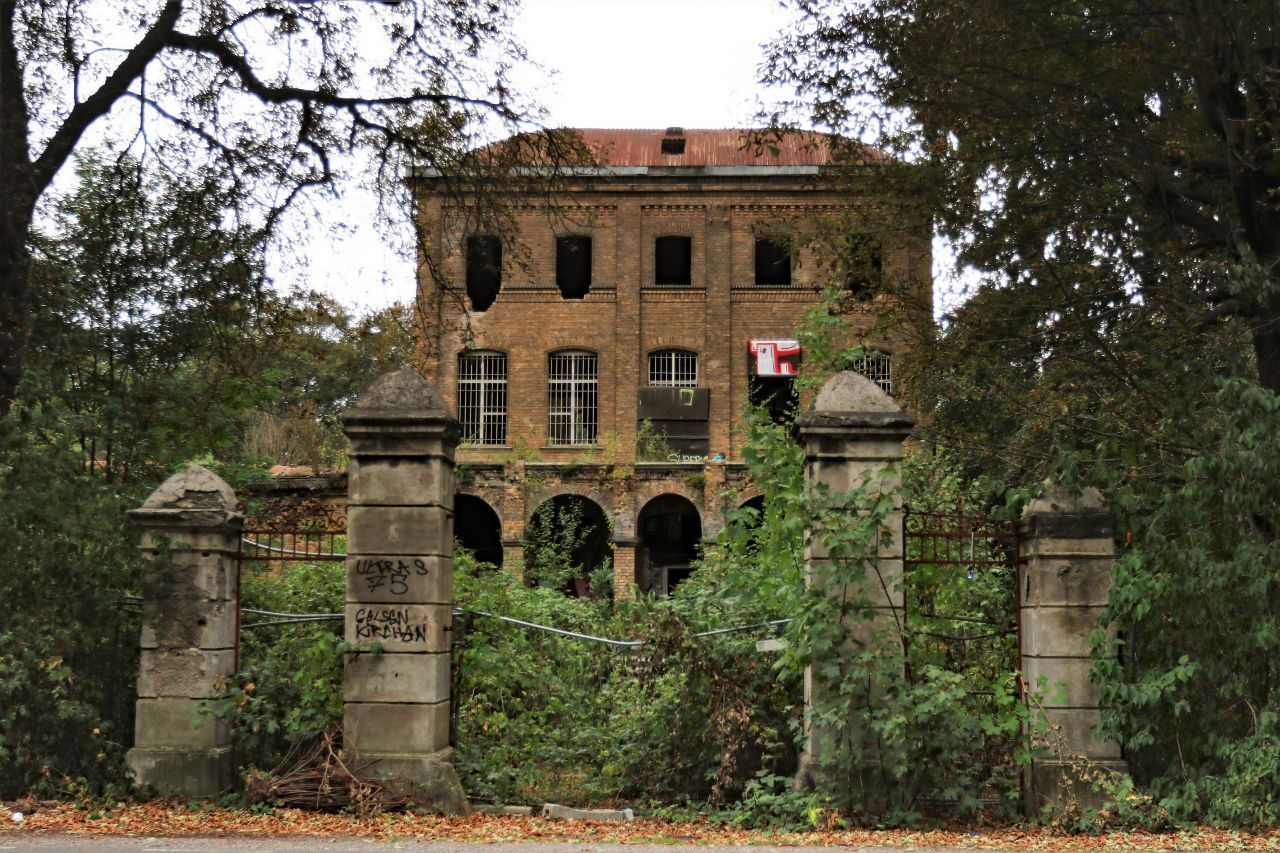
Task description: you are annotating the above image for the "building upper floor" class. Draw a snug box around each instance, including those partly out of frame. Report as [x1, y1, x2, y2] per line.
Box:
[410, 128, 932, 464]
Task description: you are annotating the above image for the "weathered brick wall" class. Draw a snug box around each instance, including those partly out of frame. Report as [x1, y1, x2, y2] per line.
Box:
[414, 169, 929, 598]
[417, 179, 926, 467]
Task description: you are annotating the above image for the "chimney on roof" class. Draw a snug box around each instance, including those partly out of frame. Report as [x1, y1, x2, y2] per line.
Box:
[661, 127, 686, 156]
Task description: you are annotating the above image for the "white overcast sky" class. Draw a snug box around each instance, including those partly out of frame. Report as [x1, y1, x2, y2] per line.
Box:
[299, 0, 796, 311]
[295, 0, 966, 317]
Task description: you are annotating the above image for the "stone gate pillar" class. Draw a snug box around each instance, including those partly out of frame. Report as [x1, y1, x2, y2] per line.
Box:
[340, 369, 467, 809]
[1018, 485, 1127, 813]
[794, 371, 913, 795]
[127, 465, 242, 796]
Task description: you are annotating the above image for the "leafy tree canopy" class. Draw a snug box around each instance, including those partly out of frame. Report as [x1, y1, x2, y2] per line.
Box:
[0, 0, 584, 420]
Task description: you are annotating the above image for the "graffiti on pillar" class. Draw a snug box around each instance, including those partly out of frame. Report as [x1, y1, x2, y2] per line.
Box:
[352, 557, 429, 595]
[353, 607, 431, 643]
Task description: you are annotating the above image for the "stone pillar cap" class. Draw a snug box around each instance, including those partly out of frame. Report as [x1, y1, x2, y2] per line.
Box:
[130, 464, 242, 528]
[793, 371, 915, 432]
[342, 369, 451, 423]
[1022, 482, 1107, 518]
[139, 464, 237, 511]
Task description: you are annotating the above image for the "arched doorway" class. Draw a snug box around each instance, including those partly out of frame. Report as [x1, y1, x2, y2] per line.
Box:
[525, 495, 612, 598]
[454, 494, 503, 568]
[638, 494, 702, 596]
[739, 494, 766, 529]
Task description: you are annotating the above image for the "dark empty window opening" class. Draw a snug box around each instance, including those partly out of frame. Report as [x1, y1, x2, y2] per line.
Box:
[465, 235, 502, 312]
[655, 236, 692, 286]
[661, 136, 686, 155]
[556, 235, 592, 298]
[755, 237, 793, 286]
[749, 375, 798, 426]
[843, 235, 883, 296]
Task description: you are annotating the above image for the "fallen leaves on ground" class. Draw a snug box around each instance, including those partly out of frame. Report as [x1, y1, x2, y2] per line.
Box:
[3, 803, 1280, 850]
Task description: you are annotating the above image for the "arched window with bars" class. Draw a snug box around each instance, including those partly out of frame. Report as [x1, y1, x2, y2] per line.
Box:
[648, 349, 698, 387]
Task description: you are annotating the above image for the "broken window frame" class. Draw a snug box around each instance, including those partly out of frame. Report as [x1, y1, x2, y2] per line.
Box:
[556, 234, 593, 298]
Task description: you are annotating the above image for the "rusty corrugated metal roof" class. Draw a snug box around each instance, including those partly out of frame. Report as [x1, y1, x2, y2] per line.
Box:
[573, 128, 864, 167]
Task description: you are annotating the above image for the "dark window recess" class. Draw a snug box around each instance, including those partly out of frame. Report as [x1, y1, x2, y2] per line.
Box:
[639, 495, 702, 597]
[465, 235, 502, 311]
[655, 236, 692, 286]
[754, 237, 792, 286]
[749, 375, 798, 426]
[844, 235, 882, 296]
[556, 235, 592, 298]
[454, 494, 504, 568]
[661, 136, 686, 155]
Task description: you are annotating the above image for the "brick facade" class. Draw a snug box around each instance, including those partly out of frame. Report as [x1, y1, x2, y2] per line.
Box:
[413, 129, 930, 600]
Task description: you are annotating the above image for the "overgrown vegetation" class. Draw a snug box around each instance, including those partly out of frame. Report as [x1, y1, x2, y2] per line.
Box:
[0, 152, 412, 799]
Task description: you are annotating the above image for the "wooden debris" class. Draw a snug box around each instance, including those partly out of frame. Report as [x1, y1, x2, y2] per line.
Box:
[243, 730, 415, 817]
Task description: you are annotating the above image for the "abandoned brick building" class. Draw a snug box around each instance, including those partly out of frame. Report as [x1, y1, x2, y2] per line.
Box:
[412, 128, 930, 599]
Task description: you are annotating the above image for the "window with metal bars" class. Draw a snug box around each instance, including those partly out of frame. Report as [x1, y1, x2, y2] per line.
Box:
[648, 349, 698, 387]
[457, 351, 508, 445]
[548, 350, 598, 445]
[853, 349, 893, 395]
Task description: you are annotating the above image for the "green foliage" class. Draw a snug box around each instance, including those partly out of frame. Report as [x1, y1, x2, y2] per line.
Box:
[204, 560, 347, 772]
[27, 152, 274, 483]
[636, 419, 676, 462]
[0, 430, 140, 799]
[1095, 378, 1280, 826]
[522, 497, 613, 597]
[452, 548, 800, 808]
[726, 772, 832, 830]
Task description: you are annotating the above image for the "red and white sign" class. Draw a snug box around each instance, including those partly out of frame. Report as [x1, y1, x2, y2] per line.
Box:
[750, 340, 801, 376]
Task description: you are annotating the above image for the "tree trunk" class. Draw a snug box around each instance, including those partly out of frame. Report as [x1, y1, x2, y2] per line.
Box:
[0, 0, 34, 422]
[0, 213, 32, 418]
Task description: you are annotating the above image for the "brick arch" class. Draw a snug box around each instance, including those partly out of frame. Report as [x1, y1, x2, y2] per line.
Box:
[644, 339, 701, 354]
[456, 486, 505, 530]
[527, 484, 616, 533]
[631, 480, 704, 522]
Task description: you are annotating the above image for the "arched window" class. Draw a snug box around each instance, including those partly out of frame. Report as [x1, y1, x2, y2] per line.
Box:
[853, 349, 893, 395]
[648, 349, 698, 387]
[457, 350, 507, 444]
[548, 350, 598, 445]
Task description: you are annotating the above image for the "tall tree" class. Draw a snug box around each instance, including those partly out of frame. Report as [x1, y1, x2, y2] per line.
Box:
[0, 0, 556, 419]
[28, 151, 272, 480]
[766, 0, 1280, 398]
